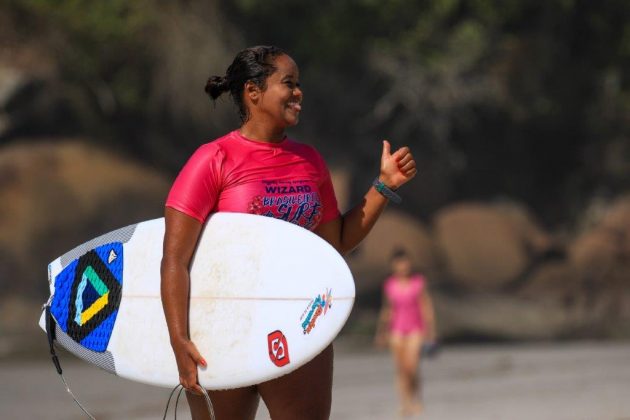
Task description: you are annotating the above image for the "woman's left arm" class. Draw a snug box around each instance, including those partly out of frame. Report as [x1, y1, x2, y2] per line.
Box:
[315, 140, 416, 254]
[420, 288, 437, 343]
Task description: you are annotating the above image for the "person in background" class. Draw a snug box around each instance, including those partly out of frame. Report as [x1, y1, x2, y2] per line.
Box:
[375, 248, 437, 416]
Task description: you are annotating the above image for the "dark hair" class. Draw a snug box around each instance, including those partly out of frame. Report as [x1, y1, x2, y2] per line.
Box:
[390, 247, 409, 262]
[205, 45, 286, 122]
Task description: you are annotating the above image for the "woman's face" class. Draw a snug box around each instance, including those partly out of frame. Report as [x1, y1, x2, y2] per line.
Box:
[253, 54, 303, 127]
[391, 256, 412, 277]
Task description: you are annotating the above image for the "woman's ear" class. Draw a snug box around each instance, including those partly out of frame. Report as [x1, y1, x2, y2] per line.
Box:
[245, 81, 260, 104]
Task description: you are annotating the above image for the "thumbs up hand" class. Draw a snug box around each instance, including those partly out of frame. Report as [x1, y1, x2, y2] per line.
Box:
[379, 140, 417, 190]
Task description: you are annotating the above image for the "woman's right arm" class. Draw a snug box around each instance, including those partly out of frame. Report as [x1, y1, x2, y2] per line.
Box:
[161, 207, 207, 394]
[374, 298, 391, 349]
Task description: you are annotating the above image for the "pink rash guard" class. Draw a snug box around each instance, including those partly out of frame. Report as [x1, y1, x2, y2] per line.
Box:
[384, 275, 426, 335]
[165, 130, 340, 231]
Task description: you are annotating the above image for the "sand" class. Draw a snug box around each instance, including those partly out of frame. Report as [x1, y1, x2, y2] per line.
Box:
[1, 340, 629, 419]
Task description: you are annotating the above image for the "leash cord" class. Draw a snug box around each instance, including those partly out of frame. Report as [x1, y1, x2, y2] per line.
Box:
[162, 385, 181, 420]
[162, 384, 216, 420]
[59, 373, 97, 420]
[199, 386, 216, 420]
[46, 306, 215, 420]
[45, 306, 96, 419]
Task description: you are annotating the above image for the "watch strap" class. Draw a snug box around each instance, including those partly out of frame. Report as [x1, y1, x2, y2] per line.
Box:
[373, 178, 402, 204]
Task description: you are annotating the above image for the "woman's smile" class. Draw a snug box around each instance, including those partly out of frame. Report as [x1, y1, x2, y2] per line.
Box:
[286, 100, 302, 112]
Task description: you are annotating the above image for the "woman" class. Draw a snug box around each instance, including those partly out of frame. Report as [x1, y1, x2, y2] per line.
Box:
[374, 248, 437, 416]
[161, 45, 417, 420]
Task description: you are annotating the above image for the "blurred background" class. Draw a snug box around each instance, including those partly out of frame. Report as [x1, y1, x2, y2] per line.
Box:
[1, 0, 630, 419]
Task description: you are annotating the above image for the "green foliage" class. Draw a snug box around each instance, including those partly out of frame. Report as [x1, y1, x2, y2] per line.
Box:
[19, 0, 152, 41]
[7, 0, 157, 112]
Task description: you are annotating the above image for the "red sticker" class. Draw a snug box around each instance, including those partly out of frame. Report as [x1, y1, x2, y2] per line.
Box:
[267, 330, 290, 367]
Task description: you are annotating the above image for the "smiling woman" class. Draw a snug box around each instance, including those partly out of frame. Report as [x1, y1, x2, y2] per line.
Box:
[160, 45, 417, 419]
[205, 46, 302, 130]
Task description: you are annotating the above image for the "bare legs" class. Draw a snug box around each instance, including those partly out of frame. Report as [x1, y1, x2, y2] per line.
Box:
[186, 386, 260, 420]
[185, 344, 333, 420]
[258, 344, 333, 420]
[389, 332, 423, 416]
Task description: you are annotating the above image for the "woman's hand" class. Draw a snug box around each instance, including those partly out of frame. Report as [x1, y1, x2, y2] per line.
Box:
[379, 140, 417, 189]
[427, 328, 438, 345]
[172, 338, 207, 395]
[374, 331, 389, 350]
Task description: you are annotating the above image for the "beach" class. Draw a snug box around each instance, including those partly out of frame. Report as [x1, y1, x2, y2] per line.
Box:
[2, 339, 629, 419]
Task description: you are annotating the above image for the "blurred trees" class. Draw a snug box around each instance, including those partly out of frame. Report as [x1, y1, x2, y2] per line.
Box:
[4, 0, 156, 137]
[225, 0, 630, 225]
[2, 0, 630, 227]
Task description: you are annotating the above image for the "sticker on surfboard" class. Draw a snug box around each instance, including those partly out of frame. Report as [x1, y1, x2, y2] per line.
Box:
[300, 288, 333, 335]
[49, 242, 123, 352]
[267, 330, 290, 367]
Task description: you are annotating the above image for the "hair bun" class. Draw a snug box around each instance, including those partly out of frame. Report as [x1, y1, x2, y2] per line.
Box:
[205, 75, 229, 100]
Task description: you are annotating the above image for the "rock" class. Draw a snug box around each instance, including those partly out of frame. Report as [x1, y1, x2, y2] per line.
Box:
[432, 291, 575, 340]
[0, 295, 44, 359]
[0, 24, 59, 140]
[568, 228, 620, 273]
[0, 64, 32, 139]
[0, 140, 171, 299]
[518, 262, 581, 305]
[599, 195, 630, 258]
[0, 295, 41, 335]
[347, 209, 436, 292]
[433, 203, 549, 291]
[569, 194, 630, 276]
[492, 200, 553, 254]
[0, 65, 26, 108]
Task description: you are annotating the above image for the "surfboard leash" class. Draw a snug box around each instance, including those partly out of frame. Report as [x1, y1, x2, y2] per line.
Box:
[162, 384, 216, 420]
[44, 304, 215, 420]
[162, 384, 183, 419]
[44, 305, 97, 420]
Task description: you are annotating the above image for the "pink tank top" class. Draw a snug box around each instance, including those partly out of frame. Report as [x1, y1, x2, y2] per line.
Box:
[165, 130, 340, 231]
[384, 275, 425, 334]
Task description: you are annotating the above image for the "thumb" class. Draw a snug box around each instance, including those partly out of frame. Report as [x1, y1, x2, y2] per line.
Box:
[381, 140, 391, 160]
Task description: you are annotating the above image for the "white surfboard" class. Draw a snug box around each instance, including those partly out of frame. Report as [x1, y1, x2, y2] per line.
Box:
[39, 212, 355, 390]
